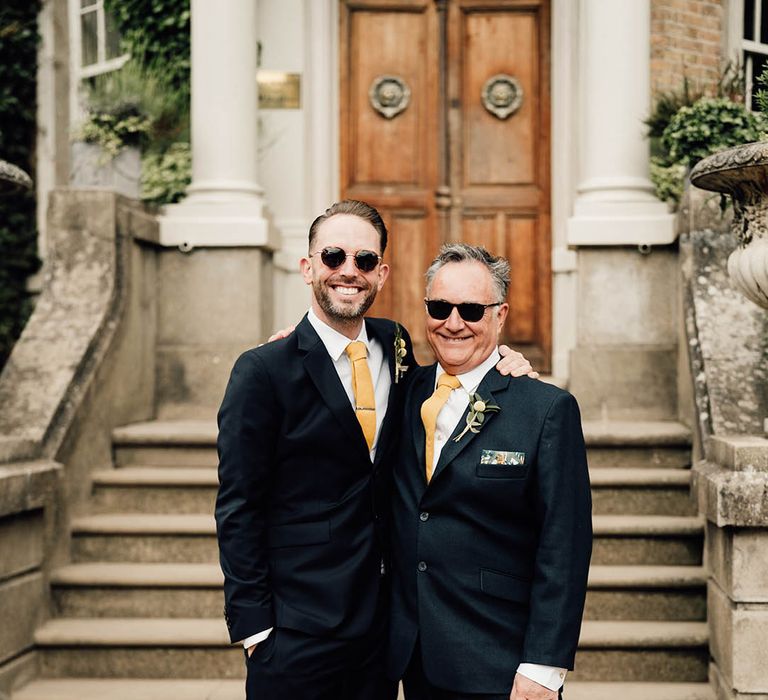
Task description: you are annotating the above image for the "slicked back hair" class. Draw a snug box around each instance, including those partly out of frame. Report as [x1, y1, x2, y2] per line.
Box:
[308, 200, 388, 255]
[425, 243, 510, 303]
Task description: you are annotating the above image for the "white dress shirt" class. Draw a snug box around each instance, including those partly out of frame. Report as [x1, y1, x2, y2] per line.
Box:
[427, 348, 567, 692]
[242, 309, 391, 650]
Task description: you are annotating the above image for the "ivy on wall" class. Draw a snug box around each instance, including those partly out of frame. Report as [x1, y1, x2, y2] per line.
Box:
[0, 1, 42, 369]
[103, 0, 190, 96]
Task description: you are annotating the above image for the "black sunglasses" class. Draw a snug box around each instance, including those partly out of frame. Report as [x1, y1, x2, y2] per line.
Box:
[425, 298, 502, 323]
[311, 247, 382, 273]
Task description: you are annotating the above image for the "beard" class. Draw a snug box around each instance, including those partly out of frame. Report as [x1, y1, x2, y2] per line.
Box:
[313, 275, 379, 323]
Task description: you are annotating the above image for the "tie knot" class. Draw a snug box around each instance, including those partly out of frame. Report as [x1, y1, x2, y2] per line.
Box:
[345, 341, 368, 362]
[437, 373, 461, 391]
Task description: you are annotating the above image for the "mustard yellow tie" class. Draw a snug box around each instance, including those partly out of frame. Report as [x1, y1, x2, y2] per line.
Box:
[421, 373, 462, 482]
[345, 341, 376, 451]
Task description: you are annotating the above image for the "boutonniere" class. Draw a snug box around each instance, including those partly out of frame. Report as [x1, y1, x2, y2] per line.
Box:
[393, 323, 409, 384]
[453, 393, 500, 442]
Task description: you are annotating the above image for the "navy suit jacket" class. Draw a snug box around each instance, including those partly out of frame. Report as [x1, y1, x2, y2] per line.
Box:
[388, 364, 592, 693]
[215, 315, 415, 643]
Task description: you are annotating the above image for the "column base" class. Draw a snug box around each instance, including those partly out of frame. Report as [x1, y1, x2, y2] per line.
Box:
[158, 200, 278, 250]
[567, 199, 676, 246]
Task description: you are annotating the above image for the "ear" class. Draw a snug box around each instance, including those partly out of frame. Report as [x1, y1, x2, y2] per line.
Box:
[496, 302, 509, 330]
[376, 262, 391, 291]
[299, 256, 313, 285]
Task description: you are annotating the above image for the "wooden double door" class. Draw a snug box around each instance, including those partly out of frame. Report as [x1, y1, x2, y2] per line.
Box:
[340, 0, 551, 370]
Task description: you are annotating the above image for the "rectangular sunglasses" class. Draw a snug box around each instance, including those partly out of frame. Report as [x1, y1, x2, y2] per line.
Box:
[312, 247, 382, 272]
[424, 299, 502, 322]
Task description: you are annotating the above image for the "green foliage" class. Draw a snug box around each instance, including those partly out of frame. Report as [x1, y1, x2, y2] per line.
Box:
[79, 59, 189, 158]
[661, 97, 766, 165]
[79, 2, 191, 206]
[649, 158, 687, 207]
[141, 142, 191, 206]
[103, 0, 190, 95]
[0, 0, 42, 368]
[756, 65, 768, 114]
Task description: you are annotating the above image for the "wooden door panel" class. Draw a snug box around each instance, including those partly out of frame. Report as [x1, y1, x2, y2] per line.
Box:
[464, 11, 537, 186]
[340, 0, 550, 370]
[340, 0, 439, 358]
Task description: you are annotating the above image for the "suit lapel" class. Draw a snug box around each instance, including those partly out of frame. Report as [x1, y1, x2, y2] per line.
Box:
[430, 368, 511, 483]
[296, 316, 370, 461]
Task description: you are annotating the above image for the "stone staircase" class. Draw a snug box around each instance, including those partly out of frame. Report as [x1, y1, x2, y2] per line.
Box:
[12, 419, 713, 700]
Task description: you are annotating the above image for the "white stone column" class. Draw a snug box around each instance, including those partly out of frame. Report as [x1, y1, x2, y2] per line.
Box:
[159, 0, 275, 249]
[567, 0, 675, 245]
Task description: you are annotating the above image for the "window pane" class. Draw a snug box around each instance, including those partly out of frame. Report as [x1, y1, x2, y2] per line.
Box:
[81, 0, 98, 9]
[762, 0, 768, 43]
[105, 11, 122, 60]
[745, 0, 756, 41]
[81, 10, 98, 67]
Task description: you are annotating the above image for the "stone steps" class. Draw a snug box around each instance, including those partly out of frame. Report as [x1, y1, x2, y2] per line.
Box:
[589, 467, 695, 515]
[50, 561, 706, 621]
[32, 618, 708, 681]
[70, 512, 704, 565]
[11, 679, 715, 700]
[90, 464, 695, 516]
[583, 420, 691, 468]
[90, 468, 218, 514]
[112, 419, 693, 469]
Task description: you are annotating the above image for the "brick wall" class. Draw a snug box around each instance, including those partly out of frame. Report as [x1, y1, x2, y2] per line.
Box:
[651, 0, 725, 97]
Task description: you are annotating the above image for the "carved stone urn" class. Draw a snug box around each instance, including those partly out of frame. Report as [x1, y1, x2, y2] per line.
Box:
[690, 141, 768, 309]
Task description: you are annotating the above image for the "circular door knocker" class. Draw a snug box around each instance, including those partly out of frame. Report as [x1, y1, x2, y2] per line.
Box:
[369, 75, 411, 119]
[481, 74, 523, 120]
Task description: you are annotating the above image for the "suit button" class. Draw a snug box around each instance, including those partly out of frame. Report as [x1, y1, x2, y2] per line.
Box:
[417, 561, 427, 572]
[419, 512, 429, 522]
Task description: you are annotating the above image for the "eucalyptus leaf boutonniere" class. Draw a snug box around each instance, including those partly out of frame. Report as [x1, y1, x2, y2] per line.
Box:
[393, 323, 409, 384]
[453, 393, 500, 442]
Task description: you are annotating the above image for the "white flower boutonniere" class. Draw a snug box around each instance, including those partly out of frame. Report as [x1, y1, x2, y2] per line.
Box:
[394, 323, 409, 384]
[453, 392, 500, 442]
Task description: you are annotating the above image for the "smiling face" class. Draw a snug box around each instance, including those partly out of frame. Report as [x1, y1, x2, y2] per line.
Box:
[300, 214, 390, 337]
[425, 261, 509, 375]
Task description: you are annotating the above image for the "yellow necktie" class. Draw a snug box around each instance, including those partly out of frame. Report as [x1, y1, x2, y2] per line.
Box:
[345, 341, 376, 451]
[421, 373, 462, 482]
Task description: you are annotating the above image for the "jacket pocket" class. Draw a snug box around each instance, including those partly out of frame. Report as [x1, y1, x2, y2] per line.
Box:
[480, 567, 532, 603]
[476, 463, 528, 479]
[267, 520, 331, 548]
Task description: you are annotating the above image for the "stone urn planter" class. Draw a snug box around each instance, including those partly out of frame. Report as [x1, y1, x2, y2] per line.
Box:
[690, 141, 768, 309]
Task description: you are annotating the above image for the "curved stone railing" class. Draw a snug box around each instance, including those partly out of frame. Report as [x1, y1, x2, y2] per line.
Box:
[687, 143, 768, 700]
[0, 189, 157, 464]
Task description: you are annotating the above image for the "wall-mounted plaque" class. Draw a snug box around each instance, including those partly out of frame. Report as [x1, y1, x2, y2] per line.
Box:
[258, 71, 301, 109]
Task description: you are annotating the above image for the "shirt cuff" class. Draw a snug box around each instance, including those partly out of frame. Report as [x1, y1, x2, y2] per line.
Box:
[516, 663, 567, 691]
[241, 627, 273, 649]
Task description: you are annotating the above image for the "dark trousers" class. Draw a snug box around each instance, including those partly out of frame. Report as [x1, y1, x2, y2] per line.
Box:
[402, 642, 563, 700]
[245, 617, 397, 700]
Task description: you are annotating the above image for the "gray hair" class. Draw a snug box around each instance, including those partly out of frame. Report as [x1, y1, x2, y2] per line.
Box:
[425, 243, 510, 302]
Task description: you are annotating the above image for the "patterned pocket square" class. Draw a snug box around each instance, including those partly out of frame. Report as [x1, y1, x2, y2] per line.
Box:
[480, 449, 525, 466]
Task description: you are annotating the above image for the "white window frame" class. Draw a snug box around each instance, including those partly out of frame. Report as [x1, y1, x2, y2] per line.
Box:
[731, 0, 768, 108]
[69, 0, 129, 81]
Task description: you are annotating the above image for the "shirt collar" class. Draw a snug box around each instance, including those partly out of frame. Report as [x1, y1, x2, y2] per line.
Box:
[307, 307, 370, 362]
[436, 347, 501, 394]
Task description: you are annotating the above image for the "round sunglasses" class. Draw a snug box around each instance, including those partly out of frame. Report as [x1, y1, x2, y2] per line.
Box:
[311, 247, 382, 273]
[425, 298, 502, 322]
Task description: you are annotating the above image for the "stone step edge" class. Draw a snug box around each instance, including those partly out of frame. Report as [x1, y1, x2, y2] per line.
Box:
[34, 619, 707, 649]
[50, 562, 706, 590]
[11, 679, 244, 700]
[92, 468, 218, 486]
[70, 513, 706, 536]
[11, 680, 715, 700]
[92, 466, 692, 488]
[113, 420, 692, 448]
[564, 682, 714, 700]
